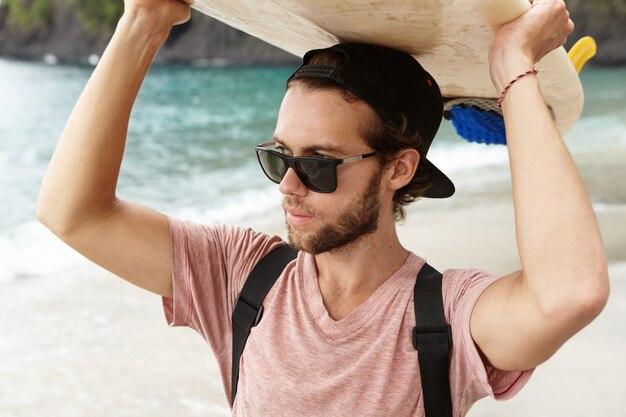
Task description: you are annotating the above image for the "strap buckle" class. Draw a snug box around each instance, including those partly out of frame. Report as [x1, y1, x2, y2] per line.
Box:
[234, 296, 264, 327]
[412, 325, 453, 352]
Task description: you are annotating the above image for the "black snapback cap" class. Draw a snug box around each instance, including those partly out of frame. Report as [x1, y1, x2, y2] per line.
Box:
[288, 43, 455, 199]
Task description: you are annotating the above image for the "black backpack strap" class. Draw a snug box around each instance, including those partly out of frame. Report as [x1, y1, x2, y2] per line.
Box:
[413, 263, 453, 417]
[231, 244, 297, 405]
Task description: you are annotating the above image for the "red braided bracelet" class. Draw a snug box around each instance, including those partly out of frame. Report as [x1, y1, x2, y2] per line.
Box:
[496, 69, 538, 107]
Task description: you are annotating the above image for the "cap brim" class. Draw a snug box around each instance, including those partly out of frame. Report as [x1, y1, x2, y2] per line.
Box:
[420, 158, 455, 198]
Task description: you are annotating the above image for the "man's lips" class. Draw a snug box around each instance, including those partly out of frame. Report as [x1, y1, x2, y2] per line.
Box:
[284, 207, 314, 226]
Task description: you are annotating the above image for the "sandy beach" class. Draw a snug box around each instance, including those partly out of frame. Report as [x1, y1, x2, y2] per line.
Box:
[1, 198, 624, 417]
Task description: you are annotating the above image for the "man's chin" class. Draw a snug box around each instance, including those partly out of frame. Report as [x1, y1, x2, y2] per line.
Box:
[286, 223, 371, 256]
[286, 224, 321, 254]
[286, 224, 311, 253]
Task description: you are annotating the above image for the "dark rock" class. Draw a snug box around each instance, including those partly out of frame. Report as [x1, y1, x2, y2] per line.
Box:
[156, 11, 299, 66]
[566, 6, 626, 67]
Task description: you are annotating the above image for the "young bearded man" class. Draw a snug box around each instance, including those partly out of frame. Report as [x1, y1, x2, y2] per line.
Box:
[37, 0, 609, 415]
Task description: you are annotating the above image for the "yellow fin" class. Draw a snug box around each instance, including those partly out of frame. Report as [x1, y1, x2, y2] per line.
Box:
[568, 36, 597, 73]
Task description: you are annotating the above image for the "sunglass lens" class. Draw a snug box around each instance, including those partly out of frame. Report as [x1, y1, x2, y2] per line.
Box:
[257, 150, 286, 183]
[295, 159, 336, 193]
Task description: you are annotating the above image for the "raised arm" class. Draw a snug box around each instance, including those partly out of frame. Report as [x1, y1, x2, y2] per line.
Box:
[36, 0, 190, 297]
[469, 0, 610, 371]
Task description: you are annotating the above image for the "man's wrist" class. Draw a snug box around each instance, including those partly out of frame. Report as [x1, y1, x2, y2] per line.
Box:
[116, 8, 173, 50]
[489, 47, 535, 93]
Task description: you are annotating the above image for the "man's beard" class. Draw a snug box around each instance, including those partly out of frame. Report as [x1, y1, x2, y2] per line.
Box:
[283, 169, 382, 255]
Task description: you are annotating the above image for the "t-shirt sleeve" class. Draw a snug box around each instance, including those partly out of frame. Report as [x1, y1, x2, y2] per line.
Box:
[162, 216, 285, 356]
[443, 268, 534, 413]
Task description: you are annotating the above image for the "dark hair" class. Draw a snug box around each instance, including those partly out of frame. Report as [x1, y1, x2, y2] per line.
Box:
[286, 50, 431, 221]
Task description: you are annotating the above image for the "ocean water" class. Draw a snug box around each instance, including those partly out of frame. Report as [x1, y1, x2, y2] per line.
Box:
[0, 58, 625, 283]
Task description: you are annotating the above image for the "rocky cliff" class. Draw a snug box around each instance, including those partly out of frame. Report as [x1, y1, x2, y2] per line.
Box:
[0, 1, 624, 66]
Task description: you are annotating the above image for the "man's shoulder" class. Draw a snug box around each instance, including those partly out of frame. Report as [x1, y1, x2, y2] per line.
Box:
[441, 267, 496, 288]
[168, 216, 287, 271]
[168, 216, 282, 246]
[439, 267, 499, 317]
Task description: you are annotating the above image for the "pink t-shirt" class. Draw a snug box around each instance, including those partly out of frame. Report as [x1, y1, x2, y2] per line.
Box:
[163, 218, 532, 416]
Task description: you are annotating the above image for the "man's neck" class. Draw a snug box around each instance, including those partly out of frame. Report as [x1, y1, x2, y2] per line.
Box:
[313, 224, 409, 320]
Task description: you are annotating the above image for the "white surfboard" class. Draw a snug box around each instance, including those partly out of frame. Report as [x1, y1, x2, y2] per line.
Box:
[188, 0, 584, 135]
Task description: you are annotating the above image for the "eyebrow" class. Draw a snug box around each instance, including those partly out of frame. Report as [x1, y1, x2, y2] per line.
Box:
[272, 135, 349, 156]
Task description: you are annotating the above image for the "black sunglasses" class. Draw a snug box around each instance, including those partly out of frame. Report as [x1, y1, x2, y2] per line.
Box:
[255, 142, 381, 193]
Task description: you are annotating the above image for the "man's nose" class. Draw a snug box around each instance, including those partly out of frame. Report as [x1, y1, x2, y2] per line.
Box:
[279, 168, 308, 196]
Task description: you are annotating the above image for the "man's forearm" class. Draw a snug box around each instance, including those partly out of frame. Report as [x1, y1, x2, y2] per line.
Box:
[498, 54, 608, 315]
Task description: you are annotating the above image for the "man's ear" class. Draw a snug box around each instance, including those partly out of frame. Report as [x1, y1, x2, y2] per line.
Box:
[384, 148, 420, 191]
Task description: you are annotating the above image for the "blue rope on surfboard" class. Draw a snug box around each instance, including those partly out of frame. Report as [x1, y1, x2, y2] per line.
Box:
[443, 98, 507, 145]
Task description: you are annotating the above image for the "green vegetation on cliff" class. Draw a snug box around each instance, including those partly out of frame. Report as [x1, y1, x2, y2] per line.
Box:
[4, 0, 53, 33]
[3, 0, 123, 35]
[66, 0, 123, 35]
